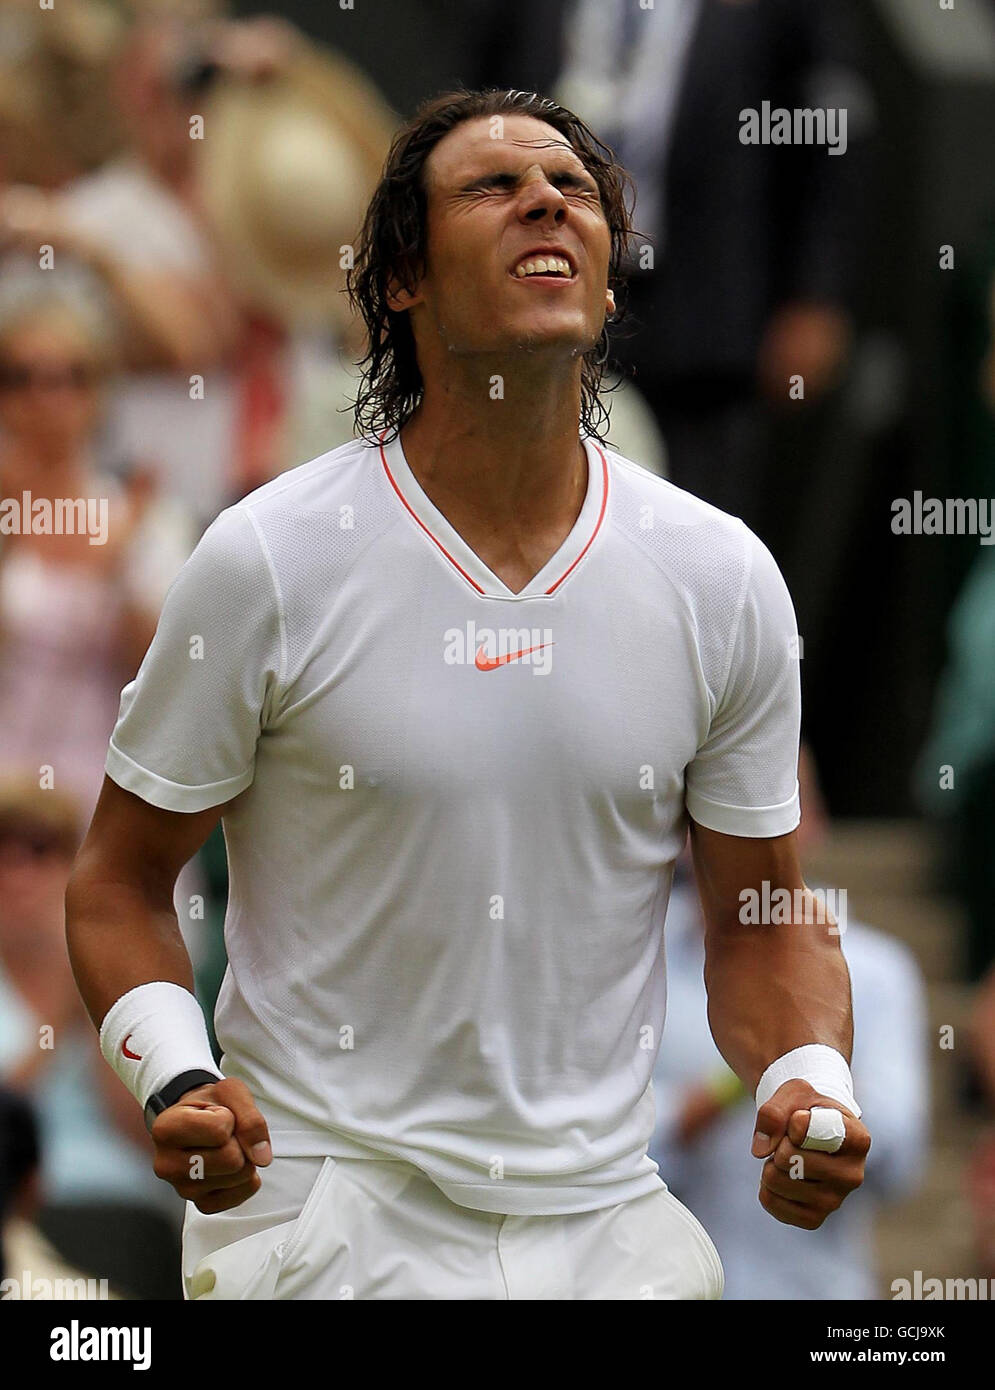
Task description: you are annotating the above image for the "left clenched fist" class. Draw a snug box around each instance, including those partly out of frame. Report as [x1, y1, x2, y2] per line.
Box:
[751, 1079, 871, 1230]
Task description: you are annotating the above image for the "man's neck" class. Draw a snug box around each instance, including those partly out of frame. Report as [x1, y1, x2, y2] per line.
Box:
[401, 356, 586, 518]
[398, 358, 588, 593]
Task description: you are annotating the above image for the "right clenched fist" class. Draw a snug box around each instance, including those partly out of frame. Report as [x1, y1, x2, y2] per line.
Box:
[150, 1077, 272, 1213]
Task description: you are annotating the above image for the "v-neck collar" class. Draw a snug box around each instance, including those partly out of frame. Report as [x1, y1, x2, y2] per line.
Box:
[379, 432, 609, 600]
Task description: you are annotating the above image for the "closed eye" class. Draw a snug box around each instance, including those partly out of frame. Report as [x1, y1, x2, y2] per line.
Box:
[463, 173, 519, 193]
[552, 173, 600, 196]
[462, 171, 600, 198]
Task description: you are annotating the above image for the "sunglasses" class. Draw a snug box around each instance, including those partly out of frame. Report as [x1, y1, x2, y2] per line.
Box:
[0, 834, 70, 859]
[0, 362, 102, 393]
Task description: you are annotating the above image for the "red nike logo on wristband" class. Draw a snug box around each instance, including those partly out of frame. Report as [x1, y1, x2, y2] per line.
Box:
[121, 1034, 142, 1061]
[475, 643, 551, 671]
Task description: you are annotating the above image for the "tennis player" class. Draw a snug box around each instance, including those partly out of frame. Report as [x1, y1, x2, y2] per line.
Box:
[65, 88, 869, 1300]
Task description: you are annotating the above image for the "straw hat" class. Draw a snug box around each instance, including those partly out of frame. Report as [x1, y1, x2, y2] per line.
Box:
[195, 44, 397, 333]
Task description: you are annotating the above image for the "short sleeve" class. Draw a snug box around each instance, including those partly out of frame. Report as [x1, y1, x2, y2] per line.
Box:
[684, 528, 801, 837]
[105, 506, 284, 813]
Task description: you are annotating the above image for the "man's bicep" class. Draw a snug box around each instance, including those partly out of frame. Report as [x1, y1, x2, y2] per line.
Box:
[689, 820, 805, 930]
[77, 775, 225, 898]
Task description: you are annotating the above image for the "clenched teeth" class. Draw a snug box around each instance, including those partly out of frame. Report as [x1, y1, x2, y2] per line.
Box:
[513, 256, 573, 278]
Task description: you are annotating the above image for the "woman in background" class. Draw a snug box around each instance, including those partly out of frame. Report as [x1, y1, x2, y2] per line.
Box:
[0, 281, 193, 814]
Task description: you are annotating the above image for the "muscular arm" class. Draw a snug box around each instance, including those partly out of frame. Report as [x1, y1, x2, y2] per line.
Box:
[66, 775, 271, 1214]
[690, 819, 869, 1229]
[690, 821, 853, 1090]
[65, 776, 222, 1029]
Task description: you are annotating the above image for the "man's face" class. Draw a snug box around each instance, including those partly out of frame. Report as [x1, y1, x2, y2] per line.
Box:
[396, 114, 614, 362]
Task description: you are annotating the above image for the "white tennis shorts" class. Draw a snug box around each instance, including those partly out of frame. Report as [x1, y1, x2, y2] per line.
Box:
[182, 1154, 724, 1300]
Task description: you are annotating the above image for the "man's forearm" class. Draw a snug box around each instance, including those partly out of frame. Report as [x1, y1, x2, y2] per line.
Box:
[65, 851, 195, 1030]
[704, 894, 854, 1094]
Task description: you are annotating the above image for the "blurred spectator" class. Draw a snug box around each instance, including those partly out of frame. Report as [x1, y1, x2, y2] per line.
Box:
[0, 1085, 38, 1281]
[917, 543, 995, 983]
[0, 11, 395, 526]
[916, 234, 995, 1285]
[0, 281, 194, 812]
[651, 749, 929, 1299]
[0, 1081, 120, 1299]
[189, 17, 400, 489]
[5, 11, 244, 524]
[0, 779, 182, 1297]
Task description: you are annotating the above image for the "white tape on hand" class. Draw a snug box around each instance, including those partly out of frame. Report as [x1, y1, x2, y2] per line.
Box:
[800, 1106, 847, 1154]
[755, 1044, 861, 1118]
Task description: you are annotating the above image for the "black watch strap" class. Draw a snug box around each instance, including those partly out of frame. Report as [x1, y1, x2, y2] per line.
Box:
[144, 1069, 222, 1132]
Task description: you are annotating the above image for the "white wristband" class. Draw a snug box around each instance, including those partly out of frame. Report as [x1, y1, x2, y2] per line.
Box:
[99, 981, 223, 1108]
[755, 1044, 861, 1119]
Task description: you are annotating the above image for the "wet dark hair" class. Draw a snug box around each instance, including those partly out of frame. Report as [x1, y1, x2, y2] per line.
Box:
[345, 87, 636, 445]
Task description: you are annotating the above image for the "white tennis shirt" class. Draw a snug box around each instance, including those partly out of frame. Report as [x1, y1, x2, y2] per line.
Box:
[106, 433, 801, 1215]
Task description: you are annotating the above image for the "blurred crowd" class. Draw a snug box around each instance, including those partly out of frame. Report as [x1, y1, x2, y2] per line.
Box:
[0, 0, 994, 1300]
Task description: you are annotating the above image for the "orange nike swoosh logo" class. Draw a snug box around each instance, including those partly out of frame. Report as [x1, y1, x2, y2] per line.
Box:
[475, 643, 551, 671]
[121, 1034, 142, 1061]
